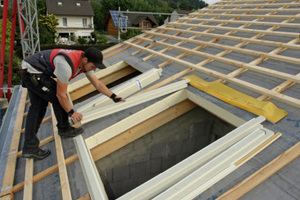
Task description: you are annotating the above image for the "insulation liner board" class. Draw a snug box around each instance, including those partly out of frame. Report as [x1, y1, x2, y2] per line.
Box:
[79, 79, 190, 125]
[77, 68, 163, 113]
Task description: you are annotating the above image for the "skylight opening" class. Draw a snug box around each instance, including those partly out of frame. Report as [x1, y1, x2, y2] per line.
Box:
[58, 2, 62, 6]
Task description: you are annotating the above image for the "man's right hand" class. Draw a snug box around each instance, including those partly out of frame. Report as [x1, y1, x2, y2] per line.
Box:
[71, 112, 83, 122]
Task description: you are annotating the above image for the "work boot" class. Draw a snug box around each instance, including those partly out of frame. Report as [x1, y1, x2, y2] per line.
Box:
[22, 148, 51, 160]
[58, 127, 84, 138]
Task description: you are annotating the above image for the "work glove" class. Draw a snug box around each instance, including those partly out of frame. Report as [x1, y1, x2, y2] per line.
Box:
[110, 93, 123, 103]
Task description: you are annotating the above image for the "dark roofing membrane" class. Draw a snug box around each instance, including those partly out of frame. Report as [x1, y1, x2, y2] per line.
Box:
[1, 0, 300, 199]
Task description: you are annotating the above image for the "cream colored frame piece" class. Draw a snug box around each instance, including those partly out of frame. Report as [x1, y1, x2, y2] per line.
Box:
[74, 135, 108, 200]
[77, 68, 163, 113]
[118, 116, 279, 200]
[80, 79, 190, 125]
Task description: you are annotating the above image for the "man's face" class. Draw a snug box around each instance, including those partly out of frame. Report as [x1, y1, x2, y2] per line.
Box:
[83, 60, 97, 72]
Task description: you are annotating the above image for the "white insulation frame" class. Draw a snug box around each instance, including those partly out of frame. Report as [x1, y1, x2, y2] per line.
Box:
[74, 89, 279, 200]
[77, 68, 163, 113]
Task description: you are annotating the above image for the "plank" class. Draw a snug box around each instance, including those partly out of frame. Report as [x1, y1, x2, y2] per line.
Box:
[217, 142, 300, 200]
[23, 158, 34, 200]
[0, 88, 27, 198]
[50, 106, 72, 200]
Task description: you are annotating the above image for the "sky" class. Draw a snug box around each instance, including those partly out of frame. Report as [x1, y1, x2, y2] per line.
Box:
[204, 0, 222, 5]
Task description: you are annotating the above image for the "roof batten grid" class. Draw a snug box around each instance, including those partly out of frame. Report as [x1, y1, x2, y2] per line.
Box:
[182, 1, 300, 96]
[125, 1, 300, 108]
[157, 8, 246, 68]
[134, 35, 300, 83]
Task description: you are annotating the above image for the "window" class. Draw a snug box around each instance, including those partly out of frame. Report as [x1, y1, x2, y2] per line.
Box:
[58, 2, 62, 6]
[142, 20, 149, 28]
[82, 18, 87, 27]
[76, 3, 81, 7]
[62, 18, 67, 26]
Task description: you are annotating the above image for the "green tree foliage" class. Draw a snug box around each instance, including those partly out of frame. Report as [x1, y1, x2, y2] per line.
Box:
[38, 14, 59, 45]
[120, 29, 142, 40]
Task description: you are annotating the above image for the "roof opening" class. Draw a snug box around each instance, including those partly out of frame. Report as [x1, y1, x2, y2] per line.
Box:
[95, 102, 235, 199]
[76, 2, 81, 7]
[58, 2, 62, 6]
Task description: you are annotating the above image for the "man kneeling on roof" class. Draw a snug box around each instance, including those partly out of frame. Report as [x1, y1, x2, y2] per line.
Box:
[20, 47, 125, 160]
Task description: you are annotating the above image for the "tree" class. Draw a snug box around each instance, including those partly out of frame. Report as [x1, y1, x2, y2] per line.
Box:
[91, 2, 105, 30]
[39, 14, 59, 44]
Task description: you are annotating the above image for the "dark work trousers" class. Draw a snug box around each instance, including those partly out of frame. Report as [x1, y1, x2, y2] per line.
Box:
[21, 72, 71, 152]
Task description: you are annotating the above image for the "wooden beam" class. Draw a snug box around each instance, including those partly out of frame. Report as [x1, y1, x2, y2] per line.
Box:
[90, 99, 197, 162]
[217, 141, 300, 200]
[23, 159, 34, 200]
[0, 88, 27, 198]
[50, 106, 72, 200]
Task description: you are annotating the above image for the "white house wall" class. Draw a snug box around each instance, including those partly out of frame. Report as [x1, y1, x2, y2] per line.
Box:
[56, 15, 94, 38]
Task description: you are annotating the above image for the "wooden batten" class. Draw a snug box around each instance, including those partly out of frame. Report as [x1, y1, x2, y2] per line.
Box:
[217, 141, 300, 200]
[50, 106, 72, 200]
[23, 159, 34, 200]
[0, 88, 27, 198]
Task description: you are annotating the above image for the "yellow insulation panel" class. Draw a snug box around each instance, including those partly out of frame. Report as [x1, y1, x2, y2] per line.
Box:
[184, 75, 287, 123]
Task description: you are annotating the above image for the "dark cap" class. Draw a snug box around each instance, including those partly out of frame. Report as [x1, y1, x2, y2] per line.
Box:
[83, 47, 106, 69]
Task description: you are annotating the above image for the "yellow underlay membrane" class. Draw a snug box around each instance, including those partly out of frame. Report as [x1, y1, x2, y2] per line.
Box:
[184, 75, 287, 123]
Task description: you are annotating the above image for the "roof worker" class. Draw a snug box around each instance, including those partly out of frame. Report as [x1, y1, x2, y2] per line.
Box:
[20, 47, 125, 160]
